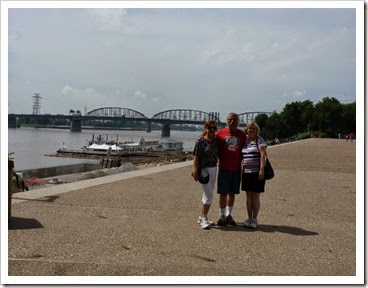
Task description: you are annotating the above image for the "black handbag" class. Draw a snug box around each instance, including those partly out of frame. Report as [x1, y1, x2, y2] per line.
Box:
[264, 157, 274, 180]
[197, 156, 209, 184]
[256, 137, 274, 180]
[191, 154, 210, 184]
[198, 167, 210, 184]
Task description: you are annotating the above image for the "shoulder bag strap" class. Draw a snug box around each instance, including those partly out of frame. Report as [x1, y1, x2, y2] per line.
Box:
[256, 136, 268, 157]
[198, 138, 204, 169]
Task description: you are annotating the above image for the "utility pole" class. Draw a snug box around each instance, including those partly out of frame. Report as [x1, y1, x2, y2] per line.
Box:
[32, 93, 42, 115]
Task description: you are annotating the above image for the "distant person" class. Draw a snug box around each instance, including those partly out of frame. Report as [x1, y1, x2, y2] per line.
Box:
[192, 120, 219, 229]
[215, 113, 246, 226]
[107, 146, 112, 158]
[241, 121, 267, 229]
[349, 133, 354, 142]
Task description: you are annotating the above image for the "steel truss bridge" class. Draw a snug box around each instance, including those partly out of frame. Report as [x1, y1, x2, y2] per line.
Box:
[238, 111, 272, 124]
[86, 107, 147, 119]
[9, 107, 271, 137]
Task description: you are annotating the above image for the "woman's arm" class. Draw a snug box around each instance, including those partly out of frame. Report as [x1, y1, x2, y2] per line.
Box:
[192, 155, 199, 182]
[259, 146, 266, 180]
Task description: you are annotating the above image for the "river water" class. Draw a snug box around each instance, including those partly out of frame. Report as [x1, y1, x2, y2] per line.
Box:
[8, 127, 201, 171]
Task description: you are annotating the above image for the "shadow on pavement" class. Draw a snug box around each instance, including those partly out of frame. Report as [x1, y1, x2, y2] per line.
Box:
[212, 224, 318, 236]
[257, 224, 318, 236]
[9, 217, 44, 230]
[12, 195, 59, 203]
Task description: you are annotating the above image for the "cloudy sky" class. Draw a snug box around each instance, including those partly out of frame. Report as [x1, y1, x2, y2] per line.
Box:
[7, 3, 357, 120]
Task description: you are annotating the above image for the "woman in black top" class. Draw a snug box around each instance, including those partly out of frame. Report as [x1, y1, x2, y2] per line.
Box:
[192, 120, 219, 229]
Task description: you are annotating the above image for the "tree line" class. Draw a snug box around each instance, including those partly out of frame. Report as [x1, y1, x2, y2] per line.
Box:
[254, 97, 355, 141]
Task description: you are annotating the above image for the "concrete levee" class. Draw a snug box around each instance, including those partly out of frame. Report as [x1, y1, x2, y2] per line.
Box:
[17, 163, 102, 179]
[6, 138, 361, 283]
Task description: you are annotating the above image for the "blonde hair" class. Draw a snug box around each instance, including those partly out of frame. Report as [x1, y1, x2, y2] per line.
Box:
[245, 121, 260, 136]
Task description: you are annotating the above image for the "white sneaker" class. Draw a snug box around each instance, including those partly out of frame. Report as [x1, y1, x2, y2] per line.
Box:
[200, 218, 211, 229]
[250, 219, 258, 229]
[243, 218, 252, 228]
[197, 216, 214, 226]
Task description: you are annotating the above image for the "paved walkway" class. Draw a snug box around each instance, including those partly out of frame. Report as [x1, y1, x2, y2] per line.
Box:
[6, 138, 359, 284]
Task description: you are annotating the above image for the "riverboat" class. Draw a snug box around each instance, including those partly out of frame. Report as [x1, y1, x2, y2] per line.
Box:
[57, 136, 184, 157]
[86, 143, 123, 152]
[86, 135, 183, 152]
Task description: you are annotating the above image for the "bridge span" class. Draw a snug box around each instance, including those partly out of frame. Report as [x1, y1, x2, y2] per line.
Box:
[86, 107, 147, 119]
[9, 107, 271, 137]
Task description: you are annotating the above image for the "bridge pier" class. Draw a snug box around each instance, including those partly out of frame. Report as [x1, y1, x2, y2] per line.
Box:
[161, 124, 170, 137]
[71, 119, 82, 132]
[9, 115, 17, 128]
[146, 121, 152, 133]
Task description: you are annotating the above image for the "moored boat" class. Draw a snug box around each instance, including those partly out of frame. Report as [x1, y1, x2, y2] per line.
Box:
[160, 139, 184, 151]
[56, 136, 184, 158]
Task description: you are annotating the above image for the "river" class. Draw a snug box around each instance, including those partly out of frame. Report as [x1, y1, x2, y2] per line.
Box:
[8, 127, 201, 171]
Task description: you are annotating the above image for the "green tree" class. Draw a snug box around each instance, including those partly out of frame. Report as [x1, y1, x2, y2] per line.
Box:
[252, 98, 354, 140]
[341, 102, 356, 134]
[280, 101, 302, 136]
[313, 97, 343, 137]
[278, 100, 315, 137]
[254, 112, 285, 140]
[254, 113, 270, 139]
[267, 112, 285, 139]
[299, 100, 314, 134]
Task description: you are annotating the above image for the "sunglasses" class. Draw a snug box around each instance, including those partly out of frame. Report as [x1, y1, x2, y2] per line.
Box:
[208, 126, 217, 131]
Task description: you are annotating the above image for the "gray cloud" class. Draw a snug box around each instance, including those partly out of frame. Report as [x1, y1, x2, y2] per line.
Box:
[87, 9, 128, 32]
[7, 6, 357, 118]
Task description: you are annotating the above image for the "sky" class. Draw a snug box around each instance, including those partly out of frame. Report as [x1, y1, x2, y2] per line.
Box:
[7, 3, 358, 120]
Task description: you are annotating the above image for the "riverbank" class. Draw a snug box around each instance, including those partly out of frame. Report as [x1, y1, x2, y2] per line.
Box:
[13, 151, 194, 191]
